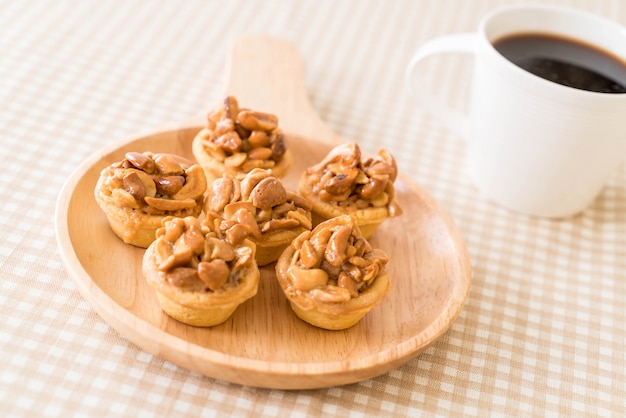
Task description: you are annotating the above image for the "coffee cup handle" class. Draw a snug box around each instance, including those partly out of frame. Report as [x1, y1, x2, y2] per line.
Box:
[405, 33, 478, 139]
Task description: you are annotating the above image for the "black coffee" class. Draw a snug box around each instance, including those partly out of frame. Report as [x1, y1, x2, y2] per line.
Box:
[493, 33, 626, 93]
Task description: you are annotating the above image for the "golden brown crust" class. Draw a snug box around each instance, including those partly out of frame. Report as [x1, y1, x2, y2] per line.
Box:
[93, 192, 169, 248]
[204, 169, 312, 266]
[275, 215, 391, 330]
[94, 152, 206, 248]
[142, 216, 260, 327]
[299, 174, 389, 240]
[298, 142, 402, 239]
[192, 96, 292, 183]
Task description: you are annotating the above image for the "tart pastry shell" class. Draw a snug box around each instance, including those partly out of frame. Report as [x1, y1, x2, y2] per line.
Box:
[298, 174, 389, 240]
[142, 245, 260, 327]
[275, 245, 391, 330]
[192, 129, 293, 183]
[95, 177, 203, 248]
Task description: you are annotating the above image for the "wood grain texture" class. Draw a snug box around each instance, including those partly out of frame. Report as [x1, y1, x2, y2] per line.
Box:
[55, 35, 471, 389]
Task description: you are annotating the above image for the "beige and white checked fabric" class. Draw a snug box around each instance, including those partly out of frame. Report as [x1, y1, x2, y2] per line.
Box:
[1, 0, 624, 416]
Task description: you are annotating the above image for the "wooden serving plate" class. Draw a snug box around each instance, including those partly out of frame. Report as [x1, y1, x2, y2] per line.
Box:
[55, 35, 471, 389]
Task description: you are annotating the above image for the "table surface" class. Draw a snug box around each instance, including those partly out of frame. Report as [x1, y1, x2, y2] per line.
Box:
[2, 0, 624, 416]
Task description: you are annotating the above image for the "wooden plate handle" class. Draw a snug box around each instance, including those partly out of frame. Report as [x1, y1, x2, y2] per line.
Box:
[222, 35, 341, 145]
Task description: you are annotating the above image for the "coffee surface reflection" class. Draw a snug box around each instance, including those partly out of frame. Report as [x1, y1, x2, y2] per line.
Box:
[493, 33, 626, 93]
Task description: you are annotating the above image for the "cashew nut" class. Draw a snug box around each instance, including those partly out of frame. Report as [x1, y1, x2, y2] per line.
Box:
[250, 177, 287, 210]
[144, 196, 197, 211]
[173, 165, 206, 200]
[287, 261, 329, 291]
[197, 259, 229, 291]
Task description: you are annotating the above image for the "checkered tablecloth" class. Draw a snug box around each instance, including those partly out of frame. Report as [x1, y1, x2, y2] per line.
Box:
[1, 0, 624, 416]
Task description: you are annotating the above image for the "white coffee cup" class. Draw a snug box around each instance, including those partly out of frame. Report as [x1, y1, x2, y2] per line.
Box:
[406, 5, 626, 218]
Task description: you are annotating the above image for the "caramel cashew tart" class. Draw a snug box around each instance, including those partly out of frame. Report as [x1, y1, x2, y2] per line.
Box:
[192, 96, 292, 182]
[142, 215, 260, 327]
[94, 151, 207, 248]
[204, 168, 312, 266]
[299, 142, 402, 239]
[275, 214, 391, 330]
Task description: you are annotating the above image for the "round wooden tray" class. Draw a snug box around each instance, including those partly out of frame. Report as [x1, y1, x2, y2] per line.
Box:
[54, 35, 471, 389]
